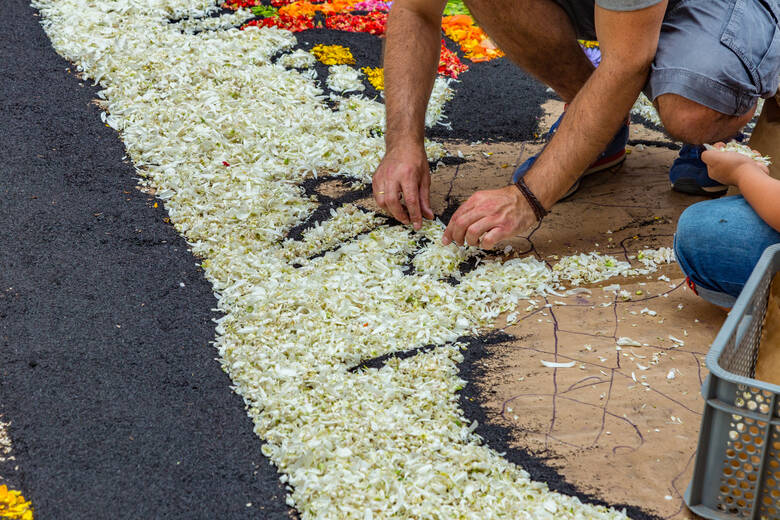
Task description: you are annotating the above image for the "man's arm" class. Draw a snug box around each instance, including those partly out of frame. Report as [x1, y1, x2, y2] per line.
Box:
[442, 1, 667, 248]
[372, 0, 446, 229]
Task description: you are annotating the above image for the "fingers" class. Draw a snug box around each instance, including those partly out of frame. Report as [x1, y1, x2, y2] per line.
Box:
[700, 150, 714, 165]
[480, 226, 509, 250]
[401, 180, 423, 230]
[372, 157, 433, 229]
[420, 177, 434, 221]
[464, 217, 499, 248]
[373, 181, 395, 220]
[384, 183, 410, 225]
[373, 180, 386, 210]
[443, 205, 478, 246]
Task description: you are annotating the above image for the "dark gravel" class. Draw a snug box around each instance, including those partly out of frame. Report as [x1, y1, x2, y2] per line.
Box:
[296, 28, 385, 100]
[293, 29, 551, 142]
[429, 52, 552, 142]
[0, 1, 292, 518]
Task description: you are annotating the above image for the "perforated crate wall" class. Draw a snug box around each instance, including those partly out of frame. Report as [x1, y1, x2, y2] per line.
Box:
[685, 245, 780, 520]
[717, 388, 771, 517]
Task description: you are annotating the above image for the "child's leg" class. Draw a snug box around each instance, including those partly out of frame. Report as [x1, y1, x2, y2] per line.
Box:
[674, 196, 780, 307]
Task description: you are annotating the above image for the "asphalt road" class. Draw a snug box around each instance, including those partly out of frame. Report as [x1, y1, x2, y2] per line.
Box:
[0, 1, 292, 517]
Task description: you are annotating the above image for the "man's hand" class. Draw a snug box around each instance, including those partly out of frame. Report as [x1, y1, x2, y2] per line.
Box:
[442, 185, 537, 249]
[372, 0, 444, 228]
[373, 147, 435, 229]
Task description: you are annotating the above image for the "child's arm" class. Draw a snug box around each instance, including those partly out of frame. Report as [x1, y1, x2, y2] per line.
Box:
[702, 145, 780, 232]
[733, 166, 780, 232]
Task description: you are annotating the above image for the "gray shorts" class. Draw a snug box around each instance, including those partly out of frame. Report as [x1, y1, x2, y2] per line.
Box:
[554, 0, 780, 116]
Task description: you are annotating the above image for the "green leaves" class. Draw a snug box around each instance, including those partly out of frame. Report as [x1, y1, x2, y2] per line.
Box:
[250, 5, 278, 18]
[442, 0, 470, 16]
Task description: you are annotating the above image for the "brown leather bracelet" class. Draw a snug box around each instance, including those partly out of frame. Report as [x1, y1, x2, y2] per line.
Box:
[514, 178, 549, 222]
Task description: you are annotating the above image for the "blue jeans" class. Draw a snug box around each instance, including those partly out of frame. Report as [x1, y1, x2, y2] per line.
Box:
[674, 196, 780, 307]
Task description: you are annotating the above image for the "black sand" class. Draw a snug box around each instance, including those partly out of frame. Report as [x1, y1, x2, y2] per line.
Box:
[0, 1, 292, 518]
[428, 54, 552, 142]
[293, 28, 551, 142]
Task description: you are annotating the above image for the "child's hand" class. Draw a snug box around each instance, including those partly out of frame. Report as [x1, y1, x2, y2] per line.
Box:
[701, 142, 770, 186]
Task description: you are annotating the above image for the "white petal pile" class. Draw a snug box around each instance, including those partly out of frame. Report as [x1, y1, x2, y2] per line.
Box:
[327, 64, 365, 94]
[279, 48, 316, 69]
[554, 249, 673, 286]
[636, 247, 675, 269]
[32, 0, 671, 516]
[281, 204, 383, 264]
[703, 141, 772, 167]
[174, 7, 254, 33]
[631, 92, 662, 126]
[426, 77, 455, 129]
[411, 220, 479, 280]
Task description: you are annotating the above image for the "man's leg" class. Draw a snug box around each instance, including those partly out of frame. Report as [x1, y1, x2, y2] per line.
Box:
[656, 94, 757, 196]
[646, 0, 779, 195]
[463, 0, 593, 102]
[656, 94, 757, 145]
[465, 0, 631, 197]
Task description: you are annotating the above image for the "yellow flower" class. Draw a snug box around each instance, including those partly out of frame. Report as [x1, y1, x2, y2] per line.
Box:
[361, 67, 384, 90]
[578, 39, 599, 48]
[311, 44, 355, 65]
[0, 485, 34, 520]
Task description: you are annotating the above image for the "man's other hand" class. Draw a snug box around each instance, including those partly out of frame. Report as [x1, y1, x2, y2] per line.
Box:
[442, 185, 537, 249]
[372, 147, 435, 230]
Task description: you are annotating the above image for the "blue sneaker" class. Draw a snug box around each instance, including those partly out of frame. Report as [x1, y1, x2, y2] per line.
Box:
[513, 110, 629, 199]
[669, 143, 728, 197]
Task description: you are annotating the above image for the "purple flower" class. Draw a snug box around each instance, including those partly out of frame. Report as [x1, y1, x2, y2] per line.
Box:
[582, 46, 601, 68]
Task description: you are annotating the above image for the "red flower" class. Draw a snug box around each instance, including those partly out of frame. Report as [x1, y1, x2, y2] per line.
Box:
[324, 12, 387, 35]
[242, 14, 316, 32]
[438, 40, 468, 78]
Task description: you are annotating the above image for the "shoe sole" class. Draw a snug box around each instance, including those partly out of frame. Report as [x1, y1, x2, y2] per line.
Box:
[671, 179, 727, 197]
[585, 150, 627, 176]
[561, 152, 627, 200]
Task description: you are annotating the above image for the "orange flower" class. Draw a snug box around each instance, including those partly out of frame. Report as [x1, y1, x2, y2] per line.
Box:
[279, 0, 362, 17]
[441, 15, 504, 62]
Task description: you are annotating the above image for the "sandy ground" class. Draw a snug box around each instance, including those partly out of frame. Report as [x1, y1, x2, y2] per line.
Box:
[319, 99, 725, 518]
[433, 101, 722, 519]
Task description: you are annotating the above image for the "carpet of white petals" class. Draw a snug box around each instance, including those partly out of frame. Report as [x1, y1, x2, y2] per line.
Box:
[34, 1, 673, 516]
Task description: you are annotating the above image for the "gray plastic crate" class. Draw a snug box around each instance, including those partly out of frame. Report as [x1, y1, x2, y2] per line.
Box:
[686, 244, 780, 520]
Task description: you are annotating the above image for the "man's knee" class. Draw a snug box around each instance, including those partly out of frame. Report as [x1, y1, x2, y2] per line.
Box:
[656, 94, 755, 144]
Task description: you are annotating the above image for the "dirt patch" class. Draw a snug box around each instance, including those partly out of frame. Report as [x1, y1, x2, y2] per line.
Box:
[316, 178, 353, 199]
[420, 100, 723, 519]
